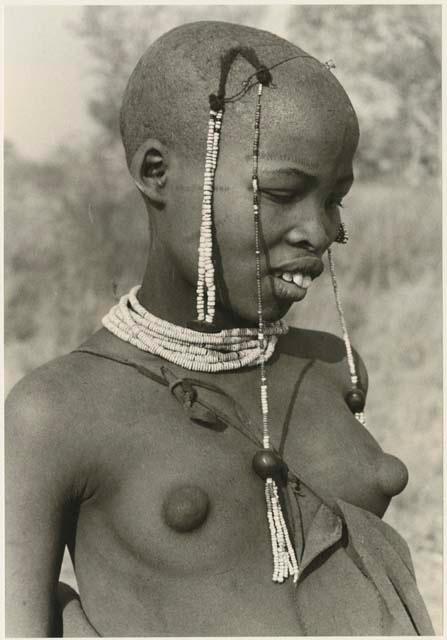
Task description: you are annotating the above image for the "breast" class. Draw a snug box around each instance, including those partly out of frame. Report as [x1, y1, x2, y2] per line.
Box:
[278, 380, 410, 519]
[376, 453, 409, 499]
[96, 419, 273, 578]
[341, 450, 409, 518]
[162, 484, 210, 532]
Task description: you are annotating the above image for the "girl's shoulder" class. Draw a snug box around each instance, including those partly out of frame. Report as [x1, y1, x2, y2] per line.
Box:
[277, 326, 368, 393]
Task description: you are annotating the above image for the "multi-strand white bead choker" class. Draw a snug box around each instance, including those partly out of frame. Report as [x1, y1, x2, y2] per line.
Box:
[102, 286, 288, 373]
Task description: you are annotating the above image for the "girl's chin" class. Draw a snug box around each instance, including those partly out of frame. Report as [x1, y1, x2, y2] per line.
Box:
[262, 301, 293, 323]
[232, 301, 293, 327]
[214, 290, 294, 328]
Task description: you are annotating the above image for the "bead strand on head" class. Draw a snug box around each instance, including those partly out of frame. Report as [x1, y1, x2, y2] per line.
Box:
[196, 102, 224, 325]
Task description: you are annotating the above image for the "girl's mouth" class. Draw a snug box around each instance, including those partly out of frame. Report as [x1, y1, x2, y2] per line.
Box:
[268, 255, 324, 303]
[269, 271, 313, 302]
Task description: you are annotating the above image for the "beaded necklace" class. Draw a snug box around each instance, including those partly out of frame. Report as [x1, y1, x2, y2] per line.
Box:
[103, 286, 288, 373]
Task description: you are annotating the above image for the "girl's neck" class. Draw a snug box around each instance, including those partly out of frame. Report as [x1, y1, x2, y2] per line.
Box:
[138, 249, 255, 330]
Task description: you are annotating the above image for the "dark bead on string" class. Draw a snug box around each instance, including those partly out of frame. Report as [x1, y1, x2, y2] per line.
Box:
[209, 93, 225, 112]
[253, 450, 288, 484]
[345, 387, 366, 413]
[256, 66, 272, 86]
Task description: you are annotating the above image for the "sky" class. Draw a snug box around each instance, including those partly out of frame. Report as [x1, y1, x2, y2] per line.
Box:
[4, 6, 96, 159]
[3, 4, 295, 160]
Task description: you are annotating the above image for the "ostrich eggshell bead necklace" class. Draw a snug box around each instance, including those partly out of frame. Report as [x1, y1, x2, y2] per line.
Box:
[103, 286, 287, 373]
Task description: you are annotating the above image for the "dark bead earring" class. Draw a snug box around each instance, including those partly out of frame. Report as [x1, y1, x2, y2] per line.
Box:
[335, 222, 349, 244]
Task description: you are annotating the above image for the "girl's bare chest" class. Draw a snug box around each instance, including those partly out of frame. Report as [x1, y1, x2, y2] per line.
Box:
[77, 362, 384, 574]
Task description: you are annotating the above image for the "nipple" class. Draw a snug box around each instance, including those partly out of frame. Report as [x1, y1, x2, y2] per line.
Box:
[162, 485, 210, 532]
[377, 453, 409, 498]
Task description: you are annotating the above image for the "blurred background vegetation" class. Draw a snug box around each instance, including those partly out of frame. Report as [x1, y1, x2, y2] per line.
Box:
[4, 5, 442, 633]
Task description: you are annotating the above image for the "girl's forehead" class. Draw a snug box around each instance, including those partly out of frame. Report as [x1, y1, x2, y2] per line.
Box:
[220, 101, 358, 179]
[263, 80, 358, 168]
[218, 70, 359, 177]
[262, 115, 358, 177]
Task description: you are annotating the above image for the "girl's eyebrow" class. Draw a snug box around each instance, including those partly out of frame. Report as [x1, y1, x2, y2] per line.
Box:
[259, 167, 354, 189]
[260, 167, 316, 180]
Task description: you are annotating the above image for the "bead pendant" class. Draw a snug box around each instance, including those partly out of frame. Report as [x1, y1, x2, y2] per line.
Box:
[345, 387, 366, 413]
[252, 449, 288, 485]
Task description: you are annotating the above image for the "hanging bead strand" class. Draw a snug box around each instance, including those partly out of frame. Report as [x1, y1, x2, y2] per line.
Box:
[327, 247, 366, 425]
[196, 105, 223, 324]
[252, 84, 269, 450]
[251, 81, 299, 585]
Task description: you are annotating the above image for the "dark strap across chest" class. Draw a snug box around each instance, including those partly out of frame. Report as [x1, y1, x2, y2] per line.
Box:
[71, 344, 328, 532]
[73, 346, 260, 445]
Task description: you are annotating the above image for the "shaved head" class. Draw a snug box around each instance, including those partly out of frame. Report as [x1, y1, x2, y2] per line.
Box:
[120, 21, 358, 168]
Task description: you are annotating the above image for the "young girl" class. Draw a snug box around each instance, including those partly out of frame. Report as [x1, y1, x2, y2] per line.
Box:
[6, 20, 434, 637]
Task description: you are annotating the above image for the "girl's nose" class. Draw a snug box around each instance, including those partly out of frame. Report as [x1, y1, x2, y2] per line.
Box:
[283, 203, 331, 254]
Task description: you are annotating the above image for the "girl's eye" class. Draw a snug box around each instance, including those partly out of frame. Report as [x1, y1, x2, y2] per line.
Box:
[326, 196, 345, 210]
[260, 189, 300, 204]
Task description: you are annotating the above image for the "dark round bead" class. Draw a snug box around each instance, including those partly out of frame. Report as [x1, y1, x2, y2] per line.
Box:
[252, 450, 288, 482]
[256, 67, 272, 86]
[208, 93, 225, 112]
[345, 388, 366, 413]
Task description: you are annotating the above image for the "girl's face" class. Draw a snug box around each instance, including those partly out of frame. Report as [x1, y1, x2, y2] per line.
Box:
[161, 79, 359, 328]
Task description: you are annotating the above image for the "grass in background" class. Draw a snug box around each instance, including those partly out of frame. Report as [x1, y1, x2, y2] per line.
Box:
[5, 176, 442, 632]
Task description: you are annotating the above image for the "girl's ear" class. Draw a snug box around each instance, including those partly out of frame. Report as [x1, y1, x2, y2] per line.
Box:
[130, 139, 167, 205]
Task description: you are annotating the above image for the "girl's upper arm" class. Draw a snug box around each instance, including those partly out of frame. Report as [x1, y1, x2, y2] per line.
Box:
[5, 373, 81, 637]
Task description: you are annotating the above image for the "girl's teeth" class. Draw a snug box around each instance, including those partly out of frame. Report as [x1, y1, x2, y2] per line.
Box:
[292, 273, 304, 287]
[279, 271, 313, 289]
[301, 275, 312, 289]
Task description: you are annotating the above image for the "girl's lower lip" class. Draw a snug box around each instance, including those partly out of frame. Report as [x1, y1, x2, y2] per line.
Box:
[269, 275, 308, 302]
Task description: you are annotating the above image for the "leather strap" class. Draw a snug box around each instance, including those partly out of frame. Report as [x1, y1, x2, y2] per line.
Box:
[72, 345, 336, 514]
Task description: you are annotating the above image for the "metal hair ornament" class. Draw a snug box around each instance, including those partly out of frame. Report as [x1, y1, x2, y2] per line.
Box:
[324, 58, 336, 71]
